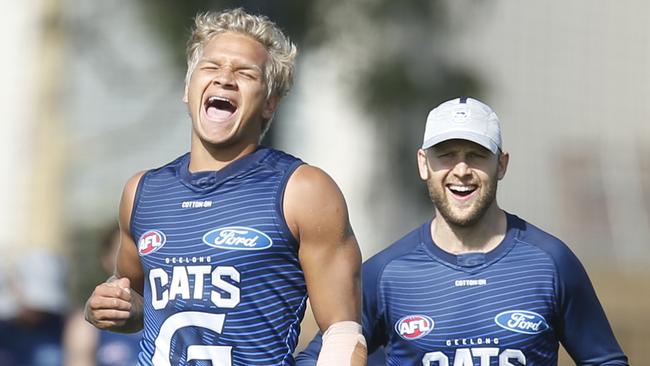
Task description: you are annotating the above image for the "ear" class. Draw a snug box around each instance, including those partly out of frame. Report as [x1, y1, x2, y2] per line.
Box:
[417, 149, 430, 181]
[497, 151, 509, 180]
[182, 82, 189, 103]
[262, 95, 281, 120]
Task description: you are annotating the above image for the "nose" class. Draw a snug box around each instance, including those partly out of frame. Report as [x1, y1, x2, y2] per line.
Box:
[451, 160, 472, 178]
[212, 68, 236, 89]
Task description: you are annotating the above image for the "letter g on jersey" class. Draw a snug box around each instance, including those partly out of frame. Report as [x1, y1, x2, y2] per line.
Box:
[395, 314, 434, 340]
[495, 310, 549, 334]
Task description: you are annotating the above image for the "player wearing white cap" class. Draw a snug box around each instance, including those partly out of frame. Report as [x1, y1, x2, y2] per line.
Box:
[297, 97, 628, 365]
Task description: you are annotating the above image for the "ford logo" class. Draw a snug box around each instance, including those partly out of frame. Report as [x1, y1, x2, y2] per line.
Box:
[494, 310, 549, 335]
[203, 226, 273, 250]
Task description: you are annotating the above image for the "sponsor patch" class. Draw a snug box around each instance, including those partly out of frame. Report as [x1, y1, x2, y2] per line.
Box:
[203, 226, 273, 250]
[395, 314, 434, 340]
[138, 230, 166, 256]
[494, 310, 549, 335]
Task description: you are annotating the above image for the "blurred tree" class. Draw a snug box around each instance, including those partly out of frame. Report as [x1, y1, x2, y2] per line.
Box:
[348, 1, 481, 218]
[138, 0, 325, 66]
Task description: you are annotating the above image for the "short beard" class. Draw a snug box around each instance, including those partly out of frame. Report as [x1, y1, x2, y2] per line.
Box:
[426, 175, 498, 227]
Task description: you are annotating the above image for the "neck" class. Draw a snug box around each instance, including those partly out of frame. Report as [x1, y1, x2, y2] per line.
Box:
[188, 135, 258, 172]
[430, 203, 507, 254]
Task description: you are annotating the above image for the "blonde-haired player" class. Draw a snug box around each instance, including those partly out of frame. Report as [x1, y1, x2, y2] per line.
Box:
[84, 8, 366, 365]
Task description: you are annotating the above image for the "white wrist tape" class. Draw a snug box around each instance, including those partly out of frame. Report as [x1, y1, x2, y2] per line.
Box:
[316, 321, 367, 366]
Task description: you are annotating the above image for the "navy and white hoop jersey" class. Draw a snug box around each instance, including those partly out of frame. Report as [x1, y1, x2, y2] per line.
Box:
[130, 147, 307, 366]
[297, 213, 628, 366]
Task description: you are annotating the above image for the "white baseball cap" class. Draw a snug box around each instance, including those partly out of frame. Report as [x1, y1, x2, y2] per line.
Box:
[422, 97, 502, 154]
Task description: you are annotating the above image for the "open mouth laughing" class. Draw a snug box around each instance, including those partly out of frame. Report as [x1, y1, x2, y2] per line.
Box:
[447, 184, 477, 199]
[204, 96, 238, 122]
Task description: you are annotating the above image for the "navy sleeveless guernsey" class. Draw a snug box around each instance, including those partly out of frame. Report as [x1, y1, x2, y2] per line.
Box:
[130, 147, 307, 366]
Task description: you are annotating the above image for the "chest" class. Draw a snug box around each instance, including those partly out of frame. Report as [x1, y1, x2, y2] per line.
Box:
[381, 257, 558, 365]
[131, 173, 301, 312]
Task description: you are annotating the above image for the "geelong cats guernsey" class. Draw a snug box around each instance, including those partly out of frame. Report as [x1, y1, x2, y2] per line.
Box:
[130, 147, 307, 366]
[295, 213, 628, 366]
[361, 213, 627, 365]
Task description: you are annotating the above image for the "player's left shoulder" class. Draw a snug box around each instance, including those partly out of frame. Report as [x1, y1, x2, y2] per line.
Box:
[510, 213, 581, 267]
[283, 164, 349, 236]
[286, 164, 342, 201]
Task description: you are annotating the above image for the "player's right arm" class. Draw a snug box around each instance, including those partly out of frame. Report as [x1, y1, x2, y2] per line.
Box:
[296, 256, 389, 365]
[296, 333, 387, 366]
[84, 172, 146, 333]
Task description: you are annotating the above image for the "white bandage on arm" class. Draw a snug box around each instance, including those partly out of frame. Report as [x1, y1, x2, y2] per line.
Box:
[316, 321, 367, 366]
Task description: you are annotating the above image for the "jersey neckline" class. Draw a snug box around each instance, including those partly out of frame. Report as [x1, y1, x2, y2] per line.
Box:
[420, 212, 522, 271]
[177, 146, 270, 192]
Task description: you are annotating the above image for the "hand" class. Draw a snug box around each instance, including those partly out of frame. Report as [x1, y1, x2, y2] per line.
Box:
[84, 276, 134, 330]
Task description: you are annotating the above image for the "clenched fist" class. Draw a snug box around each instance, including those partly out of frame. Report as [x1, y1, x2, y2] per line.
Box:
[85, 276, 142, 332]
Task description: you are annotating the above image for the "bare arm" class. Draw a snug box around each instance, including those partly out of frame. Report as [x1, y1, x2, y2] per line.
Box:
[114, 171, 145, 295]
[63, 309, 99, 366]
[84, 172, 145, 333]
[284, 165, 362, 331]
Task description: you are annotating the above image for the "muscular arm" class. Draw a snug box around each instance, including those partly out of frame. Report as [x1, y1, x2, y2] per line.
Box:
[296, 251, 390, 365]
[85, 172, 145, 333]
[296, 333, 386, 366]
[115, 172, 145, 295]
[284, 165, 362, 331]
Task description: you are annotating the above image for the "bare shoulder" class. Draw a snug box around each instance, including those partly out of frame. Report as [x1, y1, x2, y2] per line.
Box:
[122, 171, 147, 203]
[285, 164, 347, 214]
[284, 164, 350, 240]
[287, 164, 342, 196]
[119, 171, 147, 233]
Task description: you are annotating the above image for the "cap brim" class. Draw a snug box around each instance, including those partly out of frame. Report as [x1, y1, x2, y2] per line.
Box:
[422, 131, 499, 154]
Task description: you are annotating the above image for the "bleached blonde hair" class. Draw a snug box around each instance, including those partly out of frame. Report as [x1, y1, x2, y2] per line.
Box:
[185, 9, 297, 134]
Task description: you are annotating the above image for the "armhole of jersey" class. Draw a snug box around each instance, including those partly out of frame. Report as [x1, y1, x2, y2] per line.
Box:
[374, 262, 389, 325]
[550, 249, 563, 322]
[128, 170, 151, 242]
[546, 242, 588, 334]
[276, 160, 305, 249]
[366, 257, 394, 350]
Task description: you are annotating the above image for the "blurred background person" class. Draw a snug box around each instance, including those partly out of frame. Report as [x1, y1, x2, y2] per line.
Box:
[63, 224, 141, 366]
[0, 251, 68, 366]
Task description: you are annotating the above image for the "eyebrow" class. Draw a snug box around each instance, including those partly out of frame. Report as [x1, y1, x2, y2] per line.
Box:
[199, 59, 264, 73]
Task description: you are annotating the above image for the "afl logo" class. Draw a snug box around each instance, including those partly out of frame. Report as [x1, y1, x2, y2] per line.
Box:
[203, 226, 273, 251]
[495, 310, 549, 335]
[395, 314, 434, 340]
[137, 230, 166, 256]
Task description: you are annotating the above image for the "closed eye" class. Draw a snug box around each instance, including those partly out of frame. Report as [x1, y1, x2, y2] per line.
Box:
[436, 152, 455, 159]
[237, 69, 260, 80]
[467, 152, 488, 159]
